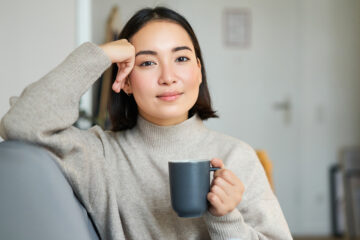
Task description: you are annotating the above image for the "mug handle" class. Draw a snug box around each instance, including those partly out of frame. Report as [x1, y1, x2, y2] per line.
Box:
[210, 167, 220, 172]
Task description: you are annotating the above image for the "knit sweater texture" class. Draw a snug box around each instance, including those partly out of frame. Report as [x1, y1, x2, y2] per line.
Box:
[0, 42, 293, 240]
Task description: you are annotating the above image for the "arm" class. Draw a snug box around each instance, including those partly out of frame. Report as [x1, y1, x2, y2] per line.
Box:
[0, 41, 134, 240]
[0, 43, 112, 197]
[0, 39, 134, 143]
[203, 150, 293, 240]
[0, 42, 111, 143]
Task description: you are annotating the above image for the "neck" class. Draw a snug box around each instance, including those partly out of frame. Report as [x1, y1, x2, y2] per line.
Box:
[138, 111, 188, 126]
[133, 113, 207, 154]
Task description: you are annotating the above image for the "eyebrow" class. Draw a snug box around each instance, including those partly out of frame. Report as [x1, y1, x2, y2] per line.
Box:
[135, 46, 192, 57]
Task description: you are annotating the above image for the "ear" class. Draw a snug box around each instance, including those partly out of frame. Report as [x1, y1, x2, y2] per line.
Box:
[197, 58, 202, 85]
[122, 77, 133, 95]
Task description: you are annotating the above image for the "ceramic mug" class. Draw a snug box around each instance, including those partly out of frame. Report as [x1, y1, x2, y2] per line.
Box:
[168, 159, 220, 218]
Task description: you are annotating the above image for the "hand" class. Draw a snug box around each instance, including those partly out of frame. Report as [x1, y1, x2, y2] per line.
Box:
[207, 158, 245, 217]
[99, 39, 135, 93]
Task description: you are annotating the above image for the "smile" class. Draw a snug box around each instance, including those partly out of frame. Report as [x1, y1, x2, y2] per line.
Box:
[156, 92, 184, 101]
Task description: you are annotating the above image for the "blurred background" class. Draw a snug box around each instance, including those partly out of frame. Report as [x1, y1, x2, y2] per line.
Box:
[0, 0, 359, 238]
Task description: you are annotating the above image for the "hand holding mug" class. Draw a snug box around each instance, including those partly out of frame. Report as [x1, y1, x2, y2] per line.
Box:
[207, 158, 245, 217]
[99, 39, 135, 93]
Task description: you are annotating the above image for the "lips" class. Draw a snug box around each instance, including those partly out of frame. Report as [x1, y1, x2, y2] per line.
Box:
[156, 91, 183, 101]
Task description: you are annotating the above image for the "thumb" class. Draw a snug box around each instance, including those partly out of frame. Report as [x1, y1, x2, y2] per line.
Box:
[211, 158, 225, 169]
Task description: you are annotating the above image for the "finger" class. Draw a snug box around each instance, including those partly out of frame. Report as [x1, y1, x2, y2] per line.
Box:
[120, 62, 126, 71]
[115, 66, 132, 86]
[123, 76, 130, 89]
[126, 52, 135, 70]
[210, 181, 230, 203]
[207, 192, 223, 210]
[213, 168, 223, 178]
[115, 64, 126, 84]
[215, 169, 238, 186]
[212, 176, 234, 197]
[118, 56, 134, 77]
[216, 172, 245, 203]
[112, 81, 120, 93]
[122, 61, 134, 79]
[216, 169, 243, 187]
[211, 158, 225, 169]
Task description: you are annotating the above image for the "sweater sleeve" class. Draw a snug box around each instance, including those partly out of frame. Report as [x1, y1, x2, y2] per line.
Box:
[203, 146, 293, 240]
[0, 42, 110, 142]
[0, 43, 126, 240]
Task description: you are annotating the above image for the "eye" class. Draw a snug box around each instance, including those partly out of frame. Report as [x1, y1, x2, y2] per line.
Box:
[139, 61, 156, 67]
[176, 56, 190, 62]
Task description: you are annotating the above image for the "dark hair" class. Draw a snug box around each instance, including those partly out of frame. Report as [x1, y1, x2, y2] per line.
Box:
[108, 6, 218, 131]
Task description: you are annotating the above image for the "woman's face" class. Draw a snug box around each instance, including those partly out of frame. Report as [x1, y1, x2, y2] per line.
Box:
[126, 20, 202, 126]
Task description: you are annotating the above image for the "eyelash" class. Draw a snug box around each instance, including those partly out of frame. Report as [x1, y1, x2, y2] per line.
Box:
[176, 56, 190, 62]
[139, 61, 155, 67]
[139, 56, 190, 67]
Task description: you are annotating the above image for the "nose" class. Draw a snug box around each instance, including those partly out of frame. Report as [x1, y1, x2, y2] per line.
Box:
[158, 63, 176, 85]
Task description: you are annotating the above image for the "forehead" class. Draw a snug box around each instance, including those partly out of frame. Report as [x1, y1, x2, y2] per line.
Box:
[130, 20, 195, 51]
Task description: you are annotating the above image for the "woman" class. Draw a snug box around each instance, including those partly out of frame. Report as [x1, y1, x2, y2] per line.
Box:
[0, 7, 292, 240]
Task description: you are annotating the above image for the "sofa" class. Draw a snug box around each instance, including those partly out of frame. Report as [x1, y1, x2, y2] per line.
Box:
[0, 140, 100, 240]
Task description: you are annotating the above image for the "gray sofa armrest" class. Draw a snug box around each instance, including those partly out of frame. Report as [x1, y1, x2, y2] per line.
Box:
[0, 140, 100, 240]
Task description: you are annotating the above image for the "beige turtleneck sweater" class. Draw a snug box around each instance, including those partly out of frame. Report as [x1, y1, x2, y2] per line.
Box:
[0, 42, 293, 240]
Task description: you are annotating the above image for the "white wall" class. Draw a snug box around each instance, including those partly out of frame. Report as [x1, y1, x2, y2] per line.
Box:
[299, 0, 360, 233]
[91, 0, 360, 235]
[0, 0, 76, 140]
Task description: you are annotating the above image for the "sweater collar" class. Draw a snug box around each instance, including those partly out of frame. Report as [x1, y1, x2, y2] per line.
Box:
[134, 114, 207, 151]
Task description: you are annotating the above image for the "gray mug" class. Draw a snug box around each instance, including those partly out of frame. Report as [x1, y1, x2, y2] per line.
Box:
[168, 159, 220, 218]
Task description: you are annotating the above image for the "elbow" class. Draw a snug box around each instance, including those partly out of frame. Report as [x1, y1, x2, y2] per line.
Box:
[0, 115, 10, 140]
[0, 113, 32, 141]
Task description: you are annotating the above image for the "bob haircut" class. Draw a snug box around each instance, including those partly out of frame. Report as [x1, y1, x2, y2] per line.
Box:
[108, 6, 218, 131]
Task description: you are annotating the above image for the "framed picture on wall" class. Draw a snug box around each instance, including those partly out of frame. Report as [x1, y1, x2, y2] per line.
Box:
[223, 8, 251, 48]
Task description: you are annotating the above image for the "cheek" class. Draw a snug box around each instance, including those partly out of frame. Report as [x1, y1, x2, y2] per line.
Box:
[181, 67, 201, 89]
[129, 70, 155, 95]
